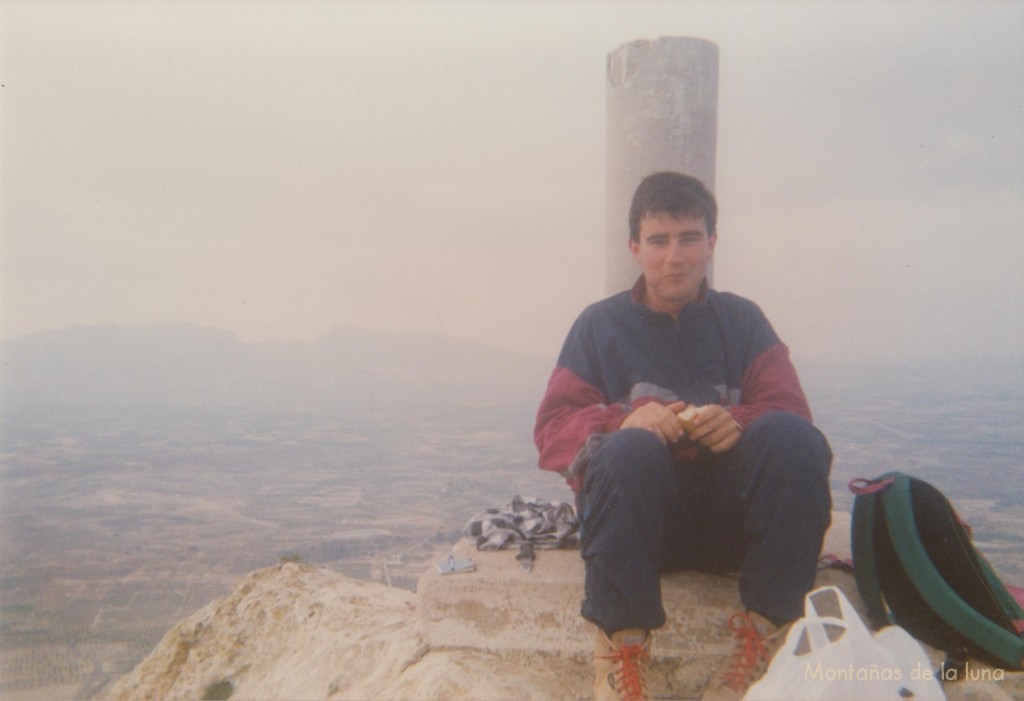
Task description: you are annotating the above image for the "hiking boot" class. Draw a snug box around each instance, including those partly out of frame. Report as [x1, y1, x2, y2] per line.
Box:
[701, 611, 788, 700]
[594, 627, 652, 701]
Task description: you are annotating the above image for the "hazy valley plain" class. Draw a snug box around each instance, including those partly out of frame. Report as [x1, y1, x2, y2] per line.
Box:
[1, 325, 1021, 699]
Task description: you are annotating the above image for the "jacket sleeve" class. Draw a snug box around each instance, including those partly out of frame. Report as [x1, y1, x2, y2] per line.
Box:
[534, 366, 629, 479]
[728, 341, 813, 428]
[534, 308, 632, 482]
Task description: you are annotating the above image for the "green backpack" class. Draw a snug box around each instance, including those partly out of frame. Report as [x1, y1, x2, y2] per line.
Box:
[850, 471, 1024, 670]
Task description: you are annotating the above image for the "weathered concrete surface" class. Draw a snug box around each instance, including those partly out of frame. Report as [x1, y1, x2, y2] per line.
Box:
[606, 36, 719, 294]
[420, 510, 1023, 699]
[421, 512, 854, 656]
[419, 512, 856, 697]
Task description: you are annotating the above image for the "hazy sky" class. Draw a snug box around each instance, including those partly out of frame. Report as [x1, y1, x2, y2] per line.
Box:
[2, 0, 1022, 365]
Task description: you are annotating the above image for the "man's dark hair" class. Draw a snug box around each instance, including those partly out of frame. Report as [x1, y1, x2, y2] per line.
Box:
[628, 172, 717, 241]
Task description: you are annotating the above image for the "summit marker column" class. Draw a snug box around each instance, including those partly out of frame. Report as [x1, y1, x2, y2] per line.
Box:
[605, 37, 719, 294]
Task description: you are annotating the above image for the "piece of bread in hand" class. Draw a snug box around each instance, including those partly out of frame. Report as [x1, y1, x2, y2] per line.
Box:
[676, 405, 705, 434]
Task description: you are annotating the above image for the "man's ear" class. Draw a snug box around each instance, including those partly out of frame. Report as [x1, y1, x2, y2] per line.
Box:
[708, 231, 718, 256]
[628, 237, 640, 260]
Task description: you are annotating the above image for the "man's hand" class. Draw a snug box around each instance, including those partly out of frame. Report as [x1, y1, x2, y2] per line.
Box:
[686, 404, 742, 453]
[620, 400, 687, 445]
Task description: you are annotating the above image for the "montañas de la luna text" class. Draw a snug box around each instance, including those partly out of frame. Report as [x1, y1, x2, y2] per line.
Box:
[804, 661, 1005, 683]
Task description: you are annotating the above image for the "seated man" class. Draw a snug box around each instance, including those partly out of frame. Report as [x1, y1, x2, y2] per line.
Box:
[534, 172, 833, 701]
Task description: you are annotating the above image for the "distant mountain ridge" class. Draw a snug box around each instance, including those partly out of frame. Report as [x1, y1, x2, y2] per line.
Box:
[0, 323, 555, 410]
[4, 321, 1020, 413]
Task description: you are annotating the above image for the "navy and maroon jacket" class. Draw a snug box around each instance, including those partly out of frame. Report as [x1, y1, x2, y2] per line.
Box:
[535, 277, 812, 492]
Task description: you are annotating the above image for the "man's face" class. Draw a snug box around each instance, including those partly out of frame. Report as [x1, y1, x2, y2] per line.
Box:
[629, 212, 716, 317]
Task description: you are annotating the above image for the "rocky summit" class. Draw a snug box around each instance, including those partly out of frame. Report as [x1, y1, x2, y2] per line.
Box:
[98, 561, 594, 701]
[101, 517, 1023, 701]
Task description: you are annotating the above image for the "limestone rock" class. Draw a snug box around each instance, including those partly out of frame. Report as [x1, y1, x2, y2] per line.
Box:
[98, 562, 590, 701]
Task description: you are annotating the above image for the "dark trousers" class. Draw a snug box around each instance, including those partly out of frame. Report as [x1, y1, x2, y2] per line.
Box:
[580, 411, 833, 634]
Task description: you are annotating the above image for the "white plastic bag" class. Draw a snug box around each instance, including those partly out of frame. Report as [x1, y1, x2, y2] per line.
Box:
[744, 586, 946, 701]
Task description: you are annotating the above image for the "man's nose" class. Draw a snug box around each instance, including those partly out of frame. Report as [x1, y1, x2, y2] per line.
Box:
[667, 239, 688, 262]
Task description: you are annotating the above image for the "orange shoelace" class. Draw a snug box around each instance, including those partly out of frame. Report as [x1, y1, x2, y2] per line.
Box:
[598, 641, 650, 701]
[721, 612, 770, 693]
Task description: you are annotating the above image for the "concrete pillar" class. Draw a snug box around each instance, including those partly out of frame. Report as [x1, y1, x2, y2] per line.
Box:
[606, 37, 719, 294]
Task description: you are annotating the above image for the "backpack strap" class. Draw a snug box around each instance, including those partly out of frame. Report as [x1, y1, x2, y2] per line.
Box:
[882, 473, 1024, 670]
[979, 559, 1024, 634]
[849, 476, 895, 495]
[850, 476, 893, 628]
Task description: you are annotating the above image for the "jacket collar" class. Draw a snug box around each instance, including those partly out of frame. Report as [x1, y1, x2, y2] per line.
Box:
[630, 275, 712, 322]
